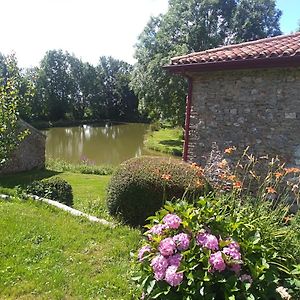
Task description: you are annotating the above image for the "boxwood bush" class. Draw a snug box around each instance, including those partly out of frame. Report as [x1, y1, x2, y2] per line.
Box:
[106, 156, 211, 226]
[25, 177, 73, 206]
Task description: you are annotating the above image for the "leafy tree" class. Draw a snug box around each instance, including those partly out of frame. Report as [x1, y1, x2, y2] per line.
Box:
[131, 0, 282, 125]
[94, 56, 138, 120]
[39, 50, 74, 120]
[0, 54, 29, 165]
[231, 0, 282, 42]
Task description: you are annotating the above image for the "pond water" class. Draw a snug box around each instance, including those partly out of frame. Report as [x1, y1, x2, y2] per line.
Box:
[42, 123, 164, 166]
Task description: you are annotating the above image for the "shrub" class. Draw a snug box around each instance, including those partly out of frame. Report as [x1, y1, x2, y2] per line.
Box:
[25, 177, 73, 206]
[134, 197, 300, 299]
[106, 156, 211, 226]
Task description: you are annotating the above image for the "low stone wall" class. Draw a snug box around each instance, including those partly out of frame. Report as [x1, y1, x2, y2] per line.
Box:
[0, 121, 46, 175]
[187, 67, 300, 166]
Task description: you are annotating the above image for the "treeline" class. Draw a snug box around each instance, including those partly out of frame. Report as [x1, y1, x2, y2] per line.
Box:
[0, 51, 138, 122]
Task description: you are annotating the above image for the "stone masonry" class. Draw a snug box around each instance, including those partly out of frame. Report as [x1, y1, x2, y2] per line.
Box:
[186, 67, 300, 166]
[0, 120, 46, 175]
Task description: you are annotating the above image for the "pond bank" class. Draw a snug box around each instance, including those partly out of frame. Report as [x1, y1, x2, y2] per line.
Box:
[144, 127, 184, 157]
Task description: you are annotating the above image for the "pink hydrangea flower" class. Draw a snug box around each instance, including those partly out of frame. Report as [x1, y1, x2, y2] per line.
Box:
[159, 237, 176, 257]
[209, 251, 226, 272]
[196, 232, 219, 250]
[167, 253, 182, 267]
[228, 241, 240, 250]
[231, 263, 242, 274]
[173, 233, 190, 251]
[223, 246, 241, 260]
[240, 274, 253, 285]
[138, 245, 151, 261]
[151, 255, 168, 281]
[148, 224, 168, 235]
[165, 265, 184, 286]
[162, 214, 182, 229]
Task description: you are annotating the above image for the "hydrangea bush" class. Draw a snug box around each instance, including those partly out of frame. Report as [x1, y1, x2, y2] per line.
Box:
[134, 197, 300, 299]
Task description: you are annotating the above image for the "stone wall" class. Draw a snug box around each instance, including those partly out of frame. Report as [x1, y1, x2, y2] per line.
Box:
[0, 121, 46, 175]
[186, 67, 300, 166]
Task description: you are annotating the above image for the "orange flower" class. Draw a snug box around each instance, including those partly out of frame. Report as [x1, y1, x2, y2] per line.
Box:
[285, 167, 300, 174]
[218, 159, 228, 169]
[266, 186, 276, 194]
[233, 181, 242, 189]
[161, 174, 171, 180]
[191, 162, 198, 168]
[274, 172, 284, 179]
[196, 180, 203, 187]
[224, 146, 236, 154]
[227, 175, 237, 181]
[283, 215, 293, 224]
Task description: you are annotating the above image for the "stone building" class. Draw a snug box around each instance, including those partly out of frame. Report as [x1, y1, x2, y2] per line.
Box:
[165, 32, 300, 166]
[0, 120, 46, 175]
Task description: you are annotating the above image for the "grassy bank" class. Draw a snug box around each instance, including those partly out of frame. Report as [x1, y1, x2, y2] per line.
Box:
[0, 198, 140, 299]
[144, 127, 183, 156]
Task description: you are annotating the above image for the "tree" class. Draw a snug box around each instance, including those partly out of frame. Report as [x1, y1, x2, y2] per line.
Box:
[39, 50, 74, 120]
[93, 56, 138, 120]
[131, 0, 282, 125]
[0, 54, 29, 165]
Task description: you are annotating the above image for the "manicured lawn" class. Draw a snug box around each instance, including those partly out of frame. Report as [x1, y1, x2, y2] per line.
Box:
[144, 127, 183, 156]
[0, 199, 140, 299]
[0, 169, 112, 220]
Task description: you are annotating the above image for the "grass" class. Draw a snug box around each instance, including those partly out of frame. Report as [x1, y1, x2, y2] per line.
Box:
[144, 127, 183, 156]
[0, 165, 144, 299]
[0, 161, 113, 220]
[46, 158, 114, 175]
[0, 198, 140, 299]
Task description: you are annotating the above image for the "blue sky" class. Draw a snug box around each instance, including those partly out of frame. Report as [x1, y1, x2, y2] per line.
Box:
[277, 0, 299, 33]
[0, 0, 298, 68]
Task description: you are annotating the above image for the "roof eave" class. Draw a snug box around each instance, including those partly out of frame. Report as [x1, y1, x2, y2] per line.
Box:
[163, 55, 300, 74]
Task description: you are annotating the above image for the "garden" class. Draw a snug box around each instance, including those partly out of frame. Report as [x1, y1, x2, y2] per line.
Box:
[1, 145, 300, 299]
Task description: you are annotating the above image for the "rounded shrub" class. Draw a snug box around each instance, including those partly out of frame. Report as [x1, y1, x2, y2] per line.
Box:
[106, 156, 211, 226]
[26, 177, 73, 206]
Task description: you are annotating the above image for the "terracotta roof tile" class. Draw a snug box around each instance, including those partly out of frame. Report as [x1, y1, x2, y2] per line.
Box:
[170, 32, 300, 66]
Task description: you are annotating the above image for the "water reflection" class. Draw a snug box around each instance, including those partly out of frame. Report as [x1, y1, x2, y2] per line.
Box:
[43, 123, 162, 165]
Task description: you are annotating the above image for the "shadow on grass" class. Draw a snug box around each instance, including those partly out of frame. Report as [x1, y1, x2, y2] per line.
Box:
[159, 139, 183, 147]
[0, 168, 61, 189]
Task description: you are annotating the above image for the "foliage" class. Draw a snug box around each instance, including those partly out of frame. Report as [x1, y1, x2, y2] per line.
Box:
[0, 198, 140, 299]
[25, 176, 74, 206]
[24, 50, 138, 122]
[92, 56, 138, 120]
[0, 167, 112, 222]
[131, 0, 282, 125]
[106, 156, 211, 226]
[0, 54, 30, 165]
[46, 158, 114, 175]
[134, 197, 300, 299]
[203, 145, 300, 209]
[144, 127, 183, 156]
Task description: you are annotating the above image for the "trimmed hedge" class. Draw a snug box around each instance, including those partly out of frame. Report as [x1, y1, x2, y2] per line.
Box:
[106, 156, 211, 226]
[25, 177, 73, 206]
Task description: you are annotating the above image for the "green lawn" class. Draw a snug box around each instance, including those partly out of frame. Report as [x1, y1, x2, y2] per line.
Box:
[0, 168, 142, 299]
[144, 127, 183, 156]
[0, 199, 140, 299]
[0, 169, 112, 220]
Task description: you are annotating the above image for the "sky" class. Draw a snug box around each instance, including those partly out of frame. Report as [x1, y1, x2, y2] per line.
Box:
[0, 0, 298, 69]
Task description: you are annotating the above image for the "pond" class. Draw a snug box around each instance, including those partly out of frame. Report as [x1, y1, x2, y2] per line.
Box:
[42, 123, 164, 166]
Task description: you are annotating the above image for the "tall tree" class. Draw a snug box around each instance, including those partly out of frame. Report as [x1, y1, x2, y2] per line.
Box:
[131, 0, 282, 125]
[39, 50, 73, 120]
[0, 54, 29, 165]
[93, 56, 138, 120]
